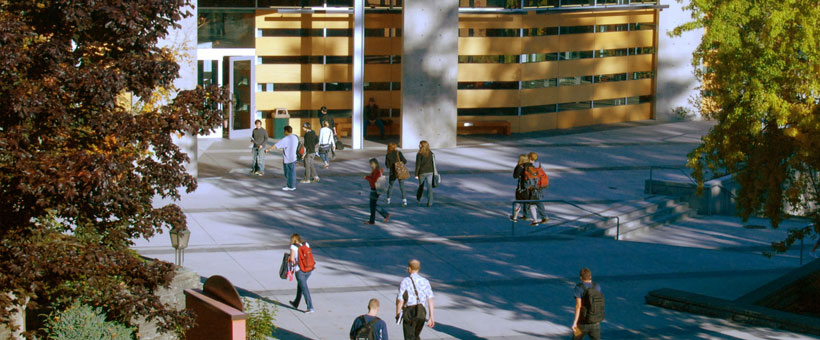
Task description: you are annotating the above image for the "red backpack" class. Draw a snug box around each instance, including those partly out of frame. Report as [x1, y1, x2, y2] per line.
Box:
[297, 243, 315, 272]
[524, 164, 549, 189]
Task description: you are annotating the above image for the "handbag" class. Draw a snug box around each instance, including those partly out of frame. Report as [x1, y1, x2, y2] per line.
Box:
[278, 253, 292, 280]
[393, 151, 411, 180]
[431, 153, 441, 188]
[318, 143, 332, 153]
[402, 277, 427, 323]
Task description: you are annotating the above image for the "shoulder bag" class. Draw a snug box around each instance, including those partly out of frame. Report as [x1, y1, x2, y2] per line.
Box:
[432, 153, 441, 188]
[393, 151, 411, 180]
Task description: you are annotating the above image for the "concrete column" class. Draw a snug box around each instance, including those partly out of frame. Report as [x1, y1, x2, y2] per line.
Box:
[352, 0, 365, 149]
[401, 0, 459, 149]
[162, 2, 199, 176]
[656, 0, 703, 121]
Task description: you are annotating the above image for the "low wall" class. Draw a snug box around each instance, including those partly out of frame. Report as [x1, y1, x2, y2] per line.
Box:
[137, 267, 202, 340]
[645, 174, 738, 215]
[184, 289, 247, 340]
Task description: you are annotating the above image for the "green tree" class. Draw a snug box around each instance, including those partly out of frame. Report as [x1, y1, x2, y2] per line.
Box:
[0, 0, 229, 338]
[671, 0, 820, 252]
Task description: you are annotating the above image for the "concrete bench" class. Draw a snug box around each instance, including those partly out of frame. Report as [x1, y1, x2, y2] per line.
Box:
[184, 288, 248, 340]
[457, 120, 511, 136]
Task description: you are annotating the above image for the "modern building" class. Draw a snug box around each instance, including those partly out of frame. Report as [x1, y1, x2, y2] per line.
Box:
[190, 0, 699, 150]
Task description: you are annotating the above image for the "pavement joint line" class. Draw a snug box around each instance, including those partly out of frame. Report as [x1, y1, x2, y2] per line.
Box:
[249, 267, 794, 297]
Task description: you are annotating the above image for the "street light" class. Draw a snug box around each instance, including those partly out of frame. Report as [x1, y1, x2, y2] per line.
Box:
[169, 227, 191, 266]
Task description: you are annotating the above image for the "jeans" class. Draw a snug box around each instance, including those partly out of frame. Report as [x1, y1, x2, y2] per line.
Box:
[293, 270, 313, 310]
[369, 190, 388, 223]
[303, 154, 317, 180]
[533, 188, 548, 220]
[366, 119, 385, 138]
[283, 161, 296, 189]
[419, 173, 434, 206]
[571, 323, 600, 340]
[387, 177, 406, 200]
[318, 149, 330, 164]
[251, 146, 265, 173]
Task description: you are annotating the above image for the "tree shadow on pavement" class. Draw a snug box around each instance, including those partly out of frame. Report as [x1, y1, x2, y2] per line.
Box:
[434, 322, 489, 340]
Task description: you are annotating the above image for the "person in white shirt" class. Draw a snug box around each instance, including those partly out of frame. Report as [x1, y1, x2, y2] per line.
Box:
[317, 120, 335, 168]
[395, 259, 435, 340]
[265, 125, 299, 191]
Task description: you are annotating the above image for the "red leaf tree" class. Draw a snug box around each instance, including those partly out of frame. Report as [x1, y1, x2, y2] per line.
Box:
[0, 0, 229, 337]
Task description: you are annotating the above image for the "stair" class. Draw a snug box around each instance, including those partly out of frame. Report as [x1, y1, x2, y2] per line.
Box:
[558, 196, 694, 239]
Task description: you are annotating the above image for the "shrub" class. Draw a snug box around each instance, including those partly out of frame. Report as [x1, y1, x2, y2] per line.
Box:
[45, 302, 133, 340]
[243, 297, 277, 340]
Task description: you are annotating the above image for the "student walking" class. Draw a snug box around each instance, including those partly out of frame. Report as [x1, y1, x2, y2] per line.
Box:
[364, 158, 390, 225]
[319, 106, 336, 136]
[571, 268, 604, 340]
[265, 125, 299, 191]
[318, 120, 335, 168]
[385, 143, 409, 207]
[301, 122, 319, 183]
[289, 233, 315, 313]
[250, 120, 268, 176]
[350, 298, 389, 340]
[528, 152, 549, 224]
[511, 154, 536, 222]
[414, 141, 437, 207]
[396, 259, 435, 340]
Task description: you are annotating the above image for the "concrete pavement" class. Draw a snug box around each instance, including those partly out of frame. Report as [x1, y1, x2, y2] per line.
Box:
[134, 120, 819, 339]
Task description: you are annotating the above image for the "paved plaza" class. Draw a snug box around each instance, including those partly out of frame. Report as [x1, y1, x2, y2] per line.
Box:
[134, 120, 819, 340]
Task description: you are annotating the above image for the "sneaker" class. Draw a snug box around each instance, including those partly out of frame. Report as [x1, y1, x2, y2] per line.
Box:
[509, 216, 518, 222]
[256, 172, 264, 176]
[402, 199, 407, 207]
[522, 216, 531, 221]
[540, 217, 549, 224]
[384, 213, 390, 222]
[312, 177, 320, 183]
[289, 300, 298, 309]
[282, 187, 290, 191]
[386, 198, 391, 205]
[305, 309, 315, 314]
[299, 179, 311, 184]
[530, 221, 541, 227]
[364, 221, 375, 225]
[285, 187, 296, 191]
[811, 251, 818, 259]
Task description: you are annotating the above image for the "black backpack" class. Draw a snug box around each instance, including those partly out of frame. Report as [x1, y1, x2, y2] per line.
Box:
[353, 316, 379, 340]
[579, 283, 605, 324]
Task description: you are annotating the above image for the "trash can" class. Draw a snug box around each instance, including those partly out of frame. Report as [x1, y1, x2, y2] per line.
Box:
[273, 108, 290, 139]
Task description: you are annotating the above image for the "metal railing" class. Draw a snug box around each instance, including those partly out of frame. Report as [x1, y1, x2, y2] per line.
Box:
[510, 199, 621, 240]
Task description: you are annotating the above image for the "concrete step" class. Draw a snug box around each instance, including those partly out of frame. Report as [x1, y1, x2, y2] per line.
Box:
[553, 196, 693, 239]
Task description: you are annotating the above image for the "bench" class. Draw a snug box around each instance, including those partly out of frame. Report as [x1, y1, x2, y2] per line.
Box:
[457, 120, 511, 136]
[334, 118, 401, 137]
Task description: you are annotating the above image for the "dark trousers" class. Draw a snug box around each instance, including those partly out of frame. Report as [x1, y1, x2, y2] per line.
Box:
[369, 190, 388, 223]
[402, 314, 425, 340]
[293, 270, 313, 310]
[571, 323, 600, 340]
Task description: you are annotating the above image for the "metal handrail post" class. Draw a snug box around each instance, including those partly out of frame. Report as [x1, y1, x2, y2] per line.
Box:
[800, 238, 804, 265]
[615, 216, 620, 240]
[511, 201, 516, 236]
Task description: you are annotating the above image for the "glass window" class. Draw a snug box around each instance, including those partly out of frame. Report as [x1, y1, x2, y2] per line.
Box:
[522, 53, 559, 63]
[259, 56, 324, 64]
[523, 27, 559, 36]
[365, 55, 392, 64]
[325, 82, 352, 91]
[326, 29, 352, 37]
[198, 10, 255, 48]
[274, 83, 324, 91]
[524, 0, 559, 8]
[257, 0, 324, 7]
[199, 0, 255, 7]
[197, 60, 219, 87]
[559, 25, 595, 35]
[522, 78, 557, 89]
[632, 71, 655, 80]
[558, 77, 579, 86]
[598, 0, 629, 4]
[326, 56, 352, 64]
[557, 101, 592, 112]
[457, 107, 519, 116]
[259, 28, 324, 37]
[458, 55, 520, 64]
[364, 82, 392, 91]
[630, 23, 656, 31]
[521, 104, 557, 115]
[593, 98, 626, 108]
[580, 76, 594, 85]
[560, 0, 593, 6]
[596, 24, 629, 33]
[459, 0, 520, 8]
[559, 50, 594, 60]
[458, 81, 519, 90]
[327, 0, 354, 6]
[598, 73, 628, 82]
[596, 48, 628, 58]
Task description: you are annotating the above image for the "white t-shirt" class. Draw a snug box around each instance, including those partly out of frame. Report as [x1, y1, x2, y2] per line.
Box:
[275, 134, 299, 164]
[318, 127, 335, 146]
[290, 242, 310, 272]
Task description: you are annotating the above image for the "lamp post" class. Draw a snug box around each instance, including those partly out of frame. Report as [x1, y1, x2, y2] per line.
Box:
[169, 227, 191, 267]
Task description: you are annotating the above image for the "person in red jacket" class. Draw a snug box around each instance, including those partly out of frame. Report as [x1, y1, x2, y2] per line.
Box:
[364, 158, 390, 225]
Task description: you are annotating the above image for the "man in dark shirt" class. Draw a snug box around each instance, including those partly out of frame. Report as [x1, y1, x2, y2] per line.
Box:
[572, 268, 602, 340]
[301, 122, 319, 183]
[250, 119, 268, 176]
[365, 97, 385, 139]
[350, 298, 388, 340]
[319, 106, 336, 136]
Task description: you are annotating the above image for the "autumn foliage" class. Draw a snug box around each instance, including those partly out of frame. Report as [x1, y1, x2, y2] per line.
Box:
[0, 0, 229, 338]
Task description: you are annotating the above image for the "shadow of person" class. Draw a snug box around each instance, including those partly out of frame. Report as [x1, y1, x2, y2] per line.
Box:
[433, 322, 488, 340]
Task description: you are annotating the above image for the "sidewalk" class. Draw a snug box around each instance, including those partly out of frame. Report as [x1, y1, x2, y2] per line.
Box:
[134, 120, 819, 339]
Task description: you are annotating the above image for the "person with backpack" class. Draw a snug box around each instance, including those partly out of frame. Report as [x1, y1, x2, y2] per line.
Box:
[385, 143, 409, 207]
[396, 259, 435, 340]
[528, 152, 550, 224]
[349, 298, 389, 340]
[364, 158, 390, 225]
[288, 233, 315, 313]
[511, 154, 536, 222]
[571, 268, 604, 340]
[300, 122, 319, 183]
[265, 125, 299, 191]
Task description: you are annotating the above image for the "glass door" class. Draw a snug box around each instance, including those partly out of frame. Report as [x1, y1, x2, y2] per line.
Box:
[226, 56, 255, 138]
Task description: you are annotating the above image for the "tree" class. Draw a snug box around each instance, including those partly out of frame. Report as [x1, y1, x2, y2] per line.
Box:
[0, 0, 229, 338]
[671, 0, 820, 252]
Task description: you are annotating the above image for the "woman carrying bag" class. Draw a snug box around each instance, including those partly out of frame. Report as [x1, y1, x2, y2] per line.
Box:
[385, 143, 410, 207]
[414, 140, 438, 207]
